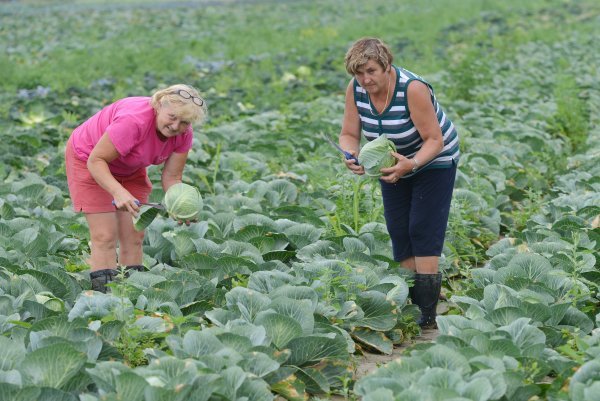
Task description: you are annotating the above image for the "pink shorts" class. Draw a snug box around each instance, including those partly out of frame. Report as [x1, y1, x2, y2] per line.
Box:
[65, 137, 152, 213]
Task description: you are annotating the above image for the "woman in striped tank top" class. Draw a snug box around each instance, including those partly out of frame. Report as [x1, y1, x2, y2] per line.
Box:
[338, 38, 459, 329]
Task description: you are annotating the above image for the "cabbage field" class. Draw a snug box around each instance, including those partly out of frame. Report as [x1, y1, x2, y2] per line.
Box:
[1, 0, 599, 400]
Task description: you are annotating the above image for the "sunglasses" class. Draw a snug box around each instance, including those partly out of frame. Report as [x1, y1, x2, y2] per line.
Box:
[174, 89, 204, 107]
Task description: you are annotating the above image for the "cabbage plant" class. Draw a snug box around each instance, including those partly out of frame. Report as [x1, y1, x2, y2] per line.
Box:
[164, 183, 203, 221]
[359, 135, 397, 177]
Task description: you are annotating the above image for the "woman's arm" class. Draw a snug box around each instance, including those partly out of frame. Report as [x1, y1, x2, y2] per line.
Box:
[87, 133, 139, 214]
[339, 80, 365, 175]
[161, 151, 188, 192]
[380, 80, 444, 182]
[405, 80, 445, 167]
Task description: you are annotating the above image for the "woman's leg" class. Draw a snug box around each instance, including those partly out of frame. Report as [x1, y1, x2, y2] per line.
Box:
[400, 257, 416, 271]
[115, 168, 151, 269]
[85, 212, 119, 271]
[116, 210, 145, 266]
[85, 212, 120, 292]
[414, 256, 439, 274]
[381, 180, 413, 263]
[408, 165, 457, 328]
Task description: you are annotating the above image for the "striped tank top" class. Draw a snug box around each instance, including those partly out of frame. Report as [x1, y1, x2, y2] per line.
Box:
[354, 65, 460, 176]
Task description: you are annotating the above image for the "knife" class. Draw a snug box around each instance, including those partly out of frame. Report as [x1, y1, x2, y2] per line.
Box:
[112, 200, 165, 210]
[322, 134, 359, 165]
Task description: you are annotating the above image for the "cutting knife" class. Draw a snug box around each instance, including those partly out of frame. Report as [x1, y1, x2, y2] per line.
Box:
[322, 134, 360, 165]
[112, 200, 165, 210]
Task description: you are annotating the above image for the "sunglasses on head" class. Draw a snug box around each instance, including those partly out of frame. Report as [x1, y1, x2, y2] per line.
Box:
[174, 89, 204, 107]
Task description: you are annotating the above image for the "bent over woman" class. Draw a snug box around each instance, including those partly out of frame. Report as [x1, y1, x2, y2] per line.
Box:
[338, 38, 459, 328]
[65, 84, 207, 292]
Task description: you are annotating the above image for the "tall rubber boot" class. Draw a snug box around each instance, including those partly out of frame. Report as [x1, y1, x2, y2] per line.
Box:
[411, 272, 442, 329]
[125, 265, 146, 277]
[90, 269, 117, 293]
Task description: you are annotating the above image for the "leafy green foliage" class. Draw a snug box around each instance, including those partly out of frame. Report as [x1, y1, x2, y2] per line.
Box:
[0, 1, 599, 400]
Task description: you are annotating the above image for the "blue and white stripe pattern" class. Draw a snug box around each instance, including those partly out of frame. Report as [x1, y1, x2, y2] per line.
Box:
[354, 66, 460, 176]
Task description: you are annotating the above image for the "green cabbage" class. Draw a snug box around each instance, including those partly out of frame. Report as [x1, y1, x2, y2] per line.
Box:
[164, 183, 203, 221]
[359, 135, 397, 177]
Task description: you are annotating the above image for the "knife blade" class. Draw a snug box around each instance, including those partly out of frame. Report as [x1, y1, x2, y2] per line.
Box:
[322, 135, 359, 165]
[112, 200, 165, 210]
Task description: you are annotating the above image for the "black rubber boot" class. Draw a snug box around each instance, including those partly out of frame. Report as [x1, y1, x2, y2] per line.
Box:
[90, 269, 117, 293]
[125, 265, 146, 277]
[411, 272, 442, 329]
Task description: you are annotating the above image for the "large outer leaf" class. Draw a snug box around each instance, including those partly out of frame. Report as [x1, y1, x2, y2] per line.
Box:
[459, 377, 494, 401]
[217, 332, 253, 353]
[495, 253, 552, 284]
[216, 366, 246, 400]
[283, 224, 323, 249]
[115, 371, 147, 401]
[482, 284, 521, 312]
[470, 369, 508, 400]
[0, 336, 25, 370]
[181, 330, 224, 358]
[285, 335, 348, 367]
[362, 388, 395, 401]
[221, 240, 264, 264]
[0, 384, 41, 401]
[68, 292, 134, 321]
[351, 291, 397, 331]
[486, 306, 527, 326]
[414, 367, 463, 389]
[268, 297, 315, 335]
[162, 230, 197, 259]
[133, 206, 160, 231]
[247, 270, 295, 293]
[270, 285, 319, 310]
[351, 327, 393, 355]
[559, 306, 594, 334]
[570, 360, 600, 401]
[225, 286, 271, 322]
[20, 269, 69, 300]
[421, 344, 471, 375]
[255, 311, 303, 349]
[296, 366, 330, 394]
[497, 318, 546, 358]
[269, 373, 307, 401]
[20, 343, 86, 388]
[238, 351, 280, 378]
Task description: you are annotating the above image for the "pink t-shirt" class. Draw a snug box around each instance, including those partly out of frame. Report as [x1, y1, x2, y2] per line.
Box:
[70, 97, 193, 176]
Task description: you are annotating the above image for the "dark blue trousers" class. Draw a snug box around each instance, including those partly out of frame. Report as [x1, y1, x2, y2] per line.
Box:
[380, 162, 457, 262]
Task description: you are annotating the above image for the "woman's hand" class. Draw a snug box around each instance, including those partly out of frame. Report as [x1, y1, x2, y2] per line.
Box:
[343, 150, 365, 175]
[112, 189, 140, 215]
[380, 152, 413, 183]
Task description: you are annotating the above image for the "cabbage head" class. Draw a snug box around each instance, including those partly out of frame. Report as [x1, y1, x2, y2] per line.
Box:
[360, 135, 397, 177]
[164, 183, 203, 220]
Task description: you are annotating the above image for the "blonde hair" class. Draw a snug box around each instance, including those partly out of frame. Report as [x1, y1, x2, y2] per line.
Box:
[344, 37, 394, 75]
[150, 84, 207, 124]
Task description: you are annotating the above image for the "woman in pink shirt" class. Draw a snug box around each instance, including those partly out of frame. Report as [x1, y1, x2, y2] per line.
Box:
[65, 84, 207, 292]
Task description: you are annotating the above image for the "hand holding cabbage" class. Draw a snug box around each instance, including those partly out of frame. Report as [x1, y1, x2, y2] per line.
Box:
[343, 135, 416, 183]
[359, 135, 398, 177]
[133, 183, 203, 231]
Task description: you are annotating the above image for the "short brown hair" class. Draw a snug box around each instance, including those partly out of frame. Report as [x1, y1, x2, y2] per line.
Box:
[150, 84, 207, 124]
[344, 37, 394, 75]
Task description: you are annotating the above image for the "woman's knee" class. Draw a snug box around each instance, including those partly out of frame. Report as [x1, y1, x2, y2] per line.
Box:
[90, 229, 118, 249]
[121, 230, 145, 247]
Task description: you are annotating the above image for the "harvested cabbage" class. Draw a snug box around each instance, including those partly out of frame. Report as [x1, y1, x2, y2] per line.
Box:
[164, 183, 203, 221]
[360, 135, 397, 177]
